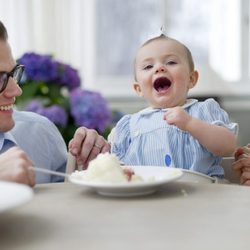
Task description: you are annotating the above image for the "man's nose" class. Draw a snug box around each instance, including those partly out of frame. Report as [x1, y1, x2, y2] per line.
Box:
[3, 78, 22, 97]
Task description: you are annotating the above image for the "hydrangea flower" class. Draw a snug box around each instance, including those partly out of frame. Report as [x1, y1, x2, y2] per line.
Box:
[38, 105, 68, 127]
[26, 100, 68, 127]
[18, 53, 58, 82]
[25, 100, 43, 112]
[70, 89, 112, 132]
[17, 52, 112, 144]
[18, 52, 81, 90]
[56, 63, 81, 90]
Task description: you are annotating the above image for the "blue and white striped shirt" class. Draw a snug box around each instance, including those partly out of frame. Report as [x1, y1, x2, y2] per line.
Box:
[110, 99, 238, 177]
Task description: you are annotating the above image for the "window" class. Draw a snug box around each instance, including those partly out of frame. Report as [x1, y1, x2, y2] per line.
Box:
[96, 0, 164, 76]
[94, 0, 164, 97]
[92, 0, 246, 97]
[94, 0, 212, 97]
[1, 0, 249, 97]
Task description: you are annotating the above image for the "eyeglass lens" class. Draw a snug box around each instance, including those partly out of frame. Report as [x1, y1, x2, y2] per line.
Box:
[0, 65, 24, 93]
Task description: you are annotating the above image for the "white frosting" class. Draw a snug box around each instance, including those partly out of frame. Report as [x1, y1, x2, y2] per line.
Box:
[71, 153, 135, 183]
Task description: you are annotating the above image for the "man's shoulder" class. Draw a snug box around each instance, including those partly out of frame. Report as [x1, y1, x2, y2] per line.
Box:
[13, 110, 52, 125]
[12, 110, 58, 136]
[11, 110, 63, 142]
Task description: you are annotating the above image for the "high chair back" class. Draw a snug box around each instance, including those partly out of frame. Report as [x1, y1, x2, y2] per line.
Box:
[221, 157, 240, 184]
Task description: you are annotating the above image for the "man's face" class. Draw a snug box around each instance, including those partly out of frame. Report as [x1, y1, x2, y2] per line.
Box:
[0, 40, 22, 132]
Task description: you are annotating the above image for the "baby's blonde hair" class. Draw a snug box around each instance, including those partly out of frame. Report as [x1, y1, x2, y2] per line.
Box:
[134, 34, 195, 81]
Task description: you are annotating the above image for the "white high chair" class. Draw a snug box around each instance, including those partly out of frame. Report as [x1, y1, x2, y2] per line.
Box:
[178, 157, 240, 184]
[220, 157, 240, 184]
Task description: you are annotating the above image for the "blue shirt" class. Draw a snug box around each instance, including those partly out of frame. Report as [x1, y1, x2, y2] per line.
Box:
[110, 99, 238, 177]
[0, 110, 67, 183]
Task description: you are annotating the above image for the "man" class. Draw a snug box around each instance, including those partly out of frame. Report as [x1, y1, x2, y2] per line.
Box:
[0, 21, 110, 186]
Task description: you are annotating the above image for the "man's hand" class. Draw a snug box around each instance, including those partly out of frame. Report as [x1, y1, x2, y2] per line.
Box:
[0, 147, 35, 187]
[69, 127, 110, 169]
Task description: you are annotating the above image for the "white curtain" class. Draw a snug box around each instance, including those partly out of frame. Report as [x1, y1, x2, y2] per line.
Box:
[0, 0, 32, 58]
[209, 0, 241, 82]
[0, 0, 94, 88]
[0, 0, 245, 95]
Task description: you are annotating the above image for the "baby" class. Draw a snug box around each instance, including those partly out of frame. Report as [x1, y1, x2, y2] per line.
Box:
[109, 34, 238, 178]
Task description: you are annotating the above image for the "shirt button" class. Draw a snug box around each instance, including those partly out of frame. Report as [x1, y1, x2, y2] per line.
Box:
[165, 154, 172, 167]
[134, 131, 140, 137]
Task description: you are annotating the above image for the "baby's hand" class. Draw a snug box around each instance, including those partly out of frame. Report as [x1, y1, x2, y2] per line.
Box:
[163, 107, 192, 131]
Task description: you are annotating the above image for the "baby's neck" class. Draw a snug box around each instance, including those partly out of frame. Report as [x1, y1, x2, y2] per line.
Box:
[151, 100, 188, 109]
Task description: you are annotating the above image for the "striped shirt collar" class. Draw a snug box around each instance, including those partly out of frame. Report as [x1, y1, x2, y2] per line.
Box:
[139, 99, 198, 116]
[0, 132, 17, 151]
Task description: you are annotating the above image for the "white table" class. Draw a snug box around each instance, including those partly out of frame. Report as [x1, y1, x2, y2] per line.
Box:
[0, 181, 250, 250]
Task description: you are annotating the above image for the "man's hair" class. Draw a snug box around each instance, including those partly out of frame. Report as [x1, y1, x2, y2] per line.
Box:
[0, 21, 8, 41]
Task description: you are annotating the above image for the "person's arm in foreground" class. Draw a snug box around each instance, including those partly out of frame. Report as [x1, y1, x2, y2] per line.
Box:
[0, 147, 35, 186]
[164, 106, 237, 156]
[232, 144, 250, 186]
[68, 127, 110, 169]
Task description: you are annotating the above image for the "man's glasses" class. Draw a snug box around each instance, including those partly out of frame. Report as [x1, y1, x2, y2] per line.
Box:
[0, 64, 25, 94]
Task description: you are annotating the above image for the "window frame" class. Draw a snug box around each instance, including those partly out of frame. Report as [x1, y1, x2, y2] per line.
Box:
[90, 0, 250, 99]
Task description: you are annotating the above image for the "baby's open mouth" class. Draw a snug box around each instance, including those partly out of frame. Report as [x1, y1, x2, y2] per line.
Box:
[153, 77, 172, 92]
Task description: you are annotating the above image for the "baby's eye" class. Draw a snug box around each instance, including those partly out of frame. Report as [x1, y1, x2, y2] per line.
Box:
[143, 65, 153, 70]
[166, 61, 177, 65]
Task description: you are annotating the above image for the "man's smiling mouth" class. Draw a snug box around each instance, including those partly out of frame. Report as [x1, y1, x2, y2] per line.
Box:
[153, 77, 172, 93]
[0, 104, 13, 111]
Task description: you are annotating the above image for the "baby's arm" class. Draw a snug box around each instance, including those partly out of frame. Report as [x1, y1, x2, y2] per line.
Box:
[164, 107, 237, 156]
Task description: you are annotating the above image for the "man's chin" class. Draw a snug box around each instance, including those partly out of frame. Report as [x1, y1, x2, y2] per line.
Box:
[0, 121, 15, 133]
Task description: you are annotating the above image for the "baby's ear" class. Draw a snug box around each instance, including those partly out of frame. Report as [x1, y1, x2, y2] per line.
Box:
[133, 82, 144, 97]
[189, 70, 199, 89]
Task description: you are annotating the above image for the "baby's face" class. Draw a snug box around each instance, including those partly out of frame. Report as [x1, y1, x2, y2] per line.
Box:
[133, 38, 197, 109]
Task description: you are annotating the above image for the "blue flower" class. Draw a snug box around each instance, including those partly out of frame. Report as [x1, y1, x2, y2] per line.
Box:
[39, 105, 68, 127]
[56, 63, 81, 90]
[17, 52, 112, 144]
[18, 52, 81, 90]
[69, 89, 112, 132]
[25, 100, 43, 112]
[19, 53, 58, 82]
[26, 100, 68, 127]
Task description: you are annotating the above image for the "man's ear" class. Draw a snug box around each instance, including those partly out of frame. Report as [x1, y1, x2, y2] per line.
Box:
[188, 70, 199, 89]
[133, 82, 144, 97]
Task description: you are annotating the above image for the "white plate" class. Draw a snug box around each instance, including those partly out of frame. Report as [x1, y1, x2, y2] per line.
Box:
[0, 181, 33, 213]
[69, 166, 183, 197]
[178, 169, 216, 183]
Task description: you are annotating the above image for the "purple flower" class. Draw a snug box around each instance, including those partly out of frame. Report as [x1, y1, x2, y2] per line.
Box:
[56, 63, 81, 90]
[18, 53, 81, 91]
[25, 100, 68, 127]
[38, 105, 68, 127]
[19, 53, 58, 82]
[17, 52, 112, 143]
[25, 100, 43, 112]
[69, 89, 111, 132]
